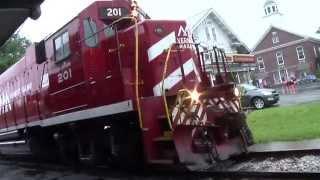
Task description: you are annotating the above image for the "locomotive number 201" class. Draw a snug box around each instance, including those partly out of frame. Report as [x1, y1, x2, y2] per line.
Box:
[106, 8, 122, 17]
[58, 68, 72, 84]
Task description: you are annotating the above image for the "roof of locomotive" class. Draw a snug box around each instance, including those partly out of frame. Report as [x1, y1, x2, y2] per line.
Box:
[0, 0, 134, 83]
[44, 0, 132, 41]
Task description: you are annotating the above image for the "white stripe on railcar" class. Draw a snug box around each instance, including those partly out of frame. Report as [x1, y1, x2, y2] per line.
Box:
[0, 100, 134, 133]
[147, 32, 176, 62]
[153, 58, 196, 96]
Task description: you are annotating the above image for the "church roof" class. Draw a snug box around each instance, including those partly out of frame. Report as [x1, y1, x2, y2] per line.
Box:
[186, 8, 250, 53]
[252, 25, 320, 52]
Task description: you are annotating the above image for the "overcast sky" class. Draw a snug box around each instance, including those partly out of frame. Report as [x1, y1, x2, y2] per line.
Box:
[18, 0, 320, 49]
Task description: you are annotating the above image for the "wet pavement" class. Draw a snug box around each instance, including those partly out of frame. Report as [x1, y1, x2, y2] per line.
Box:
[0, 160, 229, 180]
[0, 161, 97, 180]
[279, 88, 320, 106]
[249, 139, 320, 153]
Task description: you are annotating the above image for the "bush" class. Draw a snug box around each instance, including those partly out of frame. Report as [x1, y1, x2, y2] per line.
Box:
[316, 69, 320, 79]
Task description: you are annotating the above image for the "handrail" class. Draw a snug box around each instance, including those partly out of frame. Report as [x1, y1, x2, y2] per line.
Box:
[161, 45, 175, 130]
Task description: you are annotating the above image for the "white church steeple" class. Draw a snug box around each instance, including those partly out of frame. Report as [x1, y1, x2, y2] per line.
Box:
[264, 0, 281, 17]
[263, 0, 283, 26]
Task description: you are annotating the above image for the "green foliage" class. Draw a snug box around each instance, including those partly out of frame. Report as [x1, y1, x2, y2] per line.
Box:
[0, 34, 31, 73]
[315, 69, 320, 79]
[247, 102, 320, 144]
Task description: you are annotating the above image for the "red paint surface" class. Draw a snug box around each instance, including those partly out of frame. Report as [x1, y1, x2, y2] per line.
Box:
[0, 1, 199, 131]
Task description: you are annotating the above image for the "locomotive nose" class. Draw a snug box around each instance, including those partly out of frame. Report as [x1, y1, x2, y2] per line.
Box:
[170, 86, 251, 170]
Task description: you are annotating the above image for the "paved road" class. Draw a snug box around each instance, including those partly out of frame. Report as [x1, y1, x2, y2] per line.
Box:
[279, 88, 320, 106]
[0, 161, 159, 180]
[0, 161, 100, 180]
[0, 162, 194, 180]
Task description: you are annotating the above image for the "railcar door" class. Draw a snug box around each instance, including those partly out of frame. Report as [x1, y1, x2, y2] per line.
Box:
[80, 14, 124, 107]
[102, 25, 125, 101]
[80, 16, 105, 107]
[47, 19, 88, 116]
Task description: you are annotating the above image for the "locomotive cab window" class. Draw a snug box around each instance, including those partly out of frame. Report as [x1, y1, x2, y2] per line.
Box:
[54, 31, 71, 62]
[104, 26, 115, 38]
[83, 18, 98, 47]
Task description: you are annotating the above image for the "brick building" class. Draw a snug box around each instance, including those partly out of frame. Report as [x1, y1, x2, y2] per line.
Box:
[252, 26, 320, 87]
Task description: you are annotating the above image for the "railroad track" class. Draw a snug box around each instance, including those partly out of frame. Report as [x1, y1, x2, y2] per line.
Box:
[0, 151, 319, 179]
[193, 170, 320, 179]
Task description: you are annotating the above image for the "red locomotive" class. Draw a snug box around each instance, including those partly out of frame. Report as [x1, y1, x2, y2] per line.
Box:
[0, 0, 252, 170]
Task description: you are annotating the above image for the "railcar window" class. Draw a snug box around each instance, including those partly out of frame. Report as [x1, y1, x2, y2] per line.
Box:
[54, 31, 70, 62]
[104, 26, 115, 38]
[83, 18, 98, 47]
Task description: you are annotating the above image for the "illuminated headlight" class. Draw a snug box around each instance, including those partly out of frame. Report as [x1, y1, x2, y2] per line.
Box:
[190, 90, 201, 103]
[234, 88, 240, 97]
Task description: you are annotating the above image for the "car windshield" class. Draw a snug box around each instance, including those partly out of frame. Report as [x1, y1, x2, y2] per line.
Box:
[241, 84, 258, 91]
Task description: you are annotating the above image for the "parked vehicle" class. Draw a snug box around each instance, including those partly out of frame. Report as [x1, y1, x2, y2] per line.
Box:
[239, 84, 280, 109]
[297, 74, 318, 85]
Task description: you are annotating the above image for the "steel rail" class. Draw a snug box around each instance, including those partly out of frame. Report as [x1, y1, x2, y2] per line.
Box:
[0, 154, 320, 179]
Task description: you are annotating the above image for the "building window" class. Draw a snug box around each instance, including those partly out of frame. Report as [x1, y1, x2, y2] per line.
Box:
[205, 21, 217, 41]
[314, 46, 318, 57]
[272, 31, 279, 44]
[205, 26, 211, 41]
[257, 56, 265, 70]
[84, 18, 98, 47]
[267, 7, 271, 14]
[272, 6, 276, 12]
[104, 27, 115, 38]
[204, 52, 211, 63]
[54, 31, 70, 62]
[276, 51, 284, 65]
[296, 46, 305, 61]
[211, 27, 217, 41]
[278, 69, 288, 83]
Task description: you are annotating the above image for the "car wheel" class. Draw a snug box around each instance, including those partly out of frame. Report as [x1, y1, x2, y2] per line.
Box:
[252, 97, 265, 109]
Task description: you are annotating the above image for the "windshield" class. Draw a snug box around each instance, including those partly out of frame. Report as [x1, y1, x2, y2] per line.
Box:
[241, 84, 258, 91]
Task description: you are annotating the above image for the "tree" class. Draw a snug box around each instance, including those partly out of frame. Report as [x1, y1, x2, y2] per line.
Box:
[0, 34, 31, 73]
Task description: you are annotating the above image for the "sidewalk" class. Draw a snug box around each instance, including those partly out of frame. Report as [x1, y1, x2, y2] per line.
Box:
[249, 139, 320, 153]
[275, 82, 320, 95]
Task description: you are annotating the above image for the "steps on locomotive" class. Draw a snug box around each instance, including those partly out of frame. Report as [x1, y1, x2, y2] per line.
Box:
[0, 130, 30, 155]
[153, 135, 172, 143]
[149, 115, 176, 165]
[149, 159, 174, 165]
[0, 140, 31, 156]
[0, 130, 21, 142]
[154, 115, 174, 144]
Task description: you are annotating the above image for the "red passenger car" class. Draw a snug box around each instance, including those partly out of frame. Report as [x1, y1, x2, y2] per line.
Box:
[0, 0, 252, 170]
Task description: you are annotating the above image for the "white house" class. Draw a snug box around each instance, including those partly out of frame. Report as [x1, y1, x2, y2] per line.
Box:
[187, 8, 255, 84]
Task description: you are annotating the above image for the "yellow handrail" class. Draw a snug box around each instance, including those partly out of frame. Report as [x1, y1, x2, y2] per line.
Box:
[161, 45, 174, 130]
[132, 18, 144, 130]
[108, 16, 143, 129]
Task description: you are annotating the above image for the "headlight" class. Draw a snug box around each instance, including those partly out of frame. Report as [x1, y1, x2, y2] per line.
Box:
[234, 88, 240, 97]
[190, 90, 200, 103]
[262, 92, 272, 96]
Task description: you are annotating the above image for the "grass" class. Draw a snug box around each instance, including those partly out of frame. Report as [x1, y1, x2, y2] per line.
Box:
[247, 102, 320, 144]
